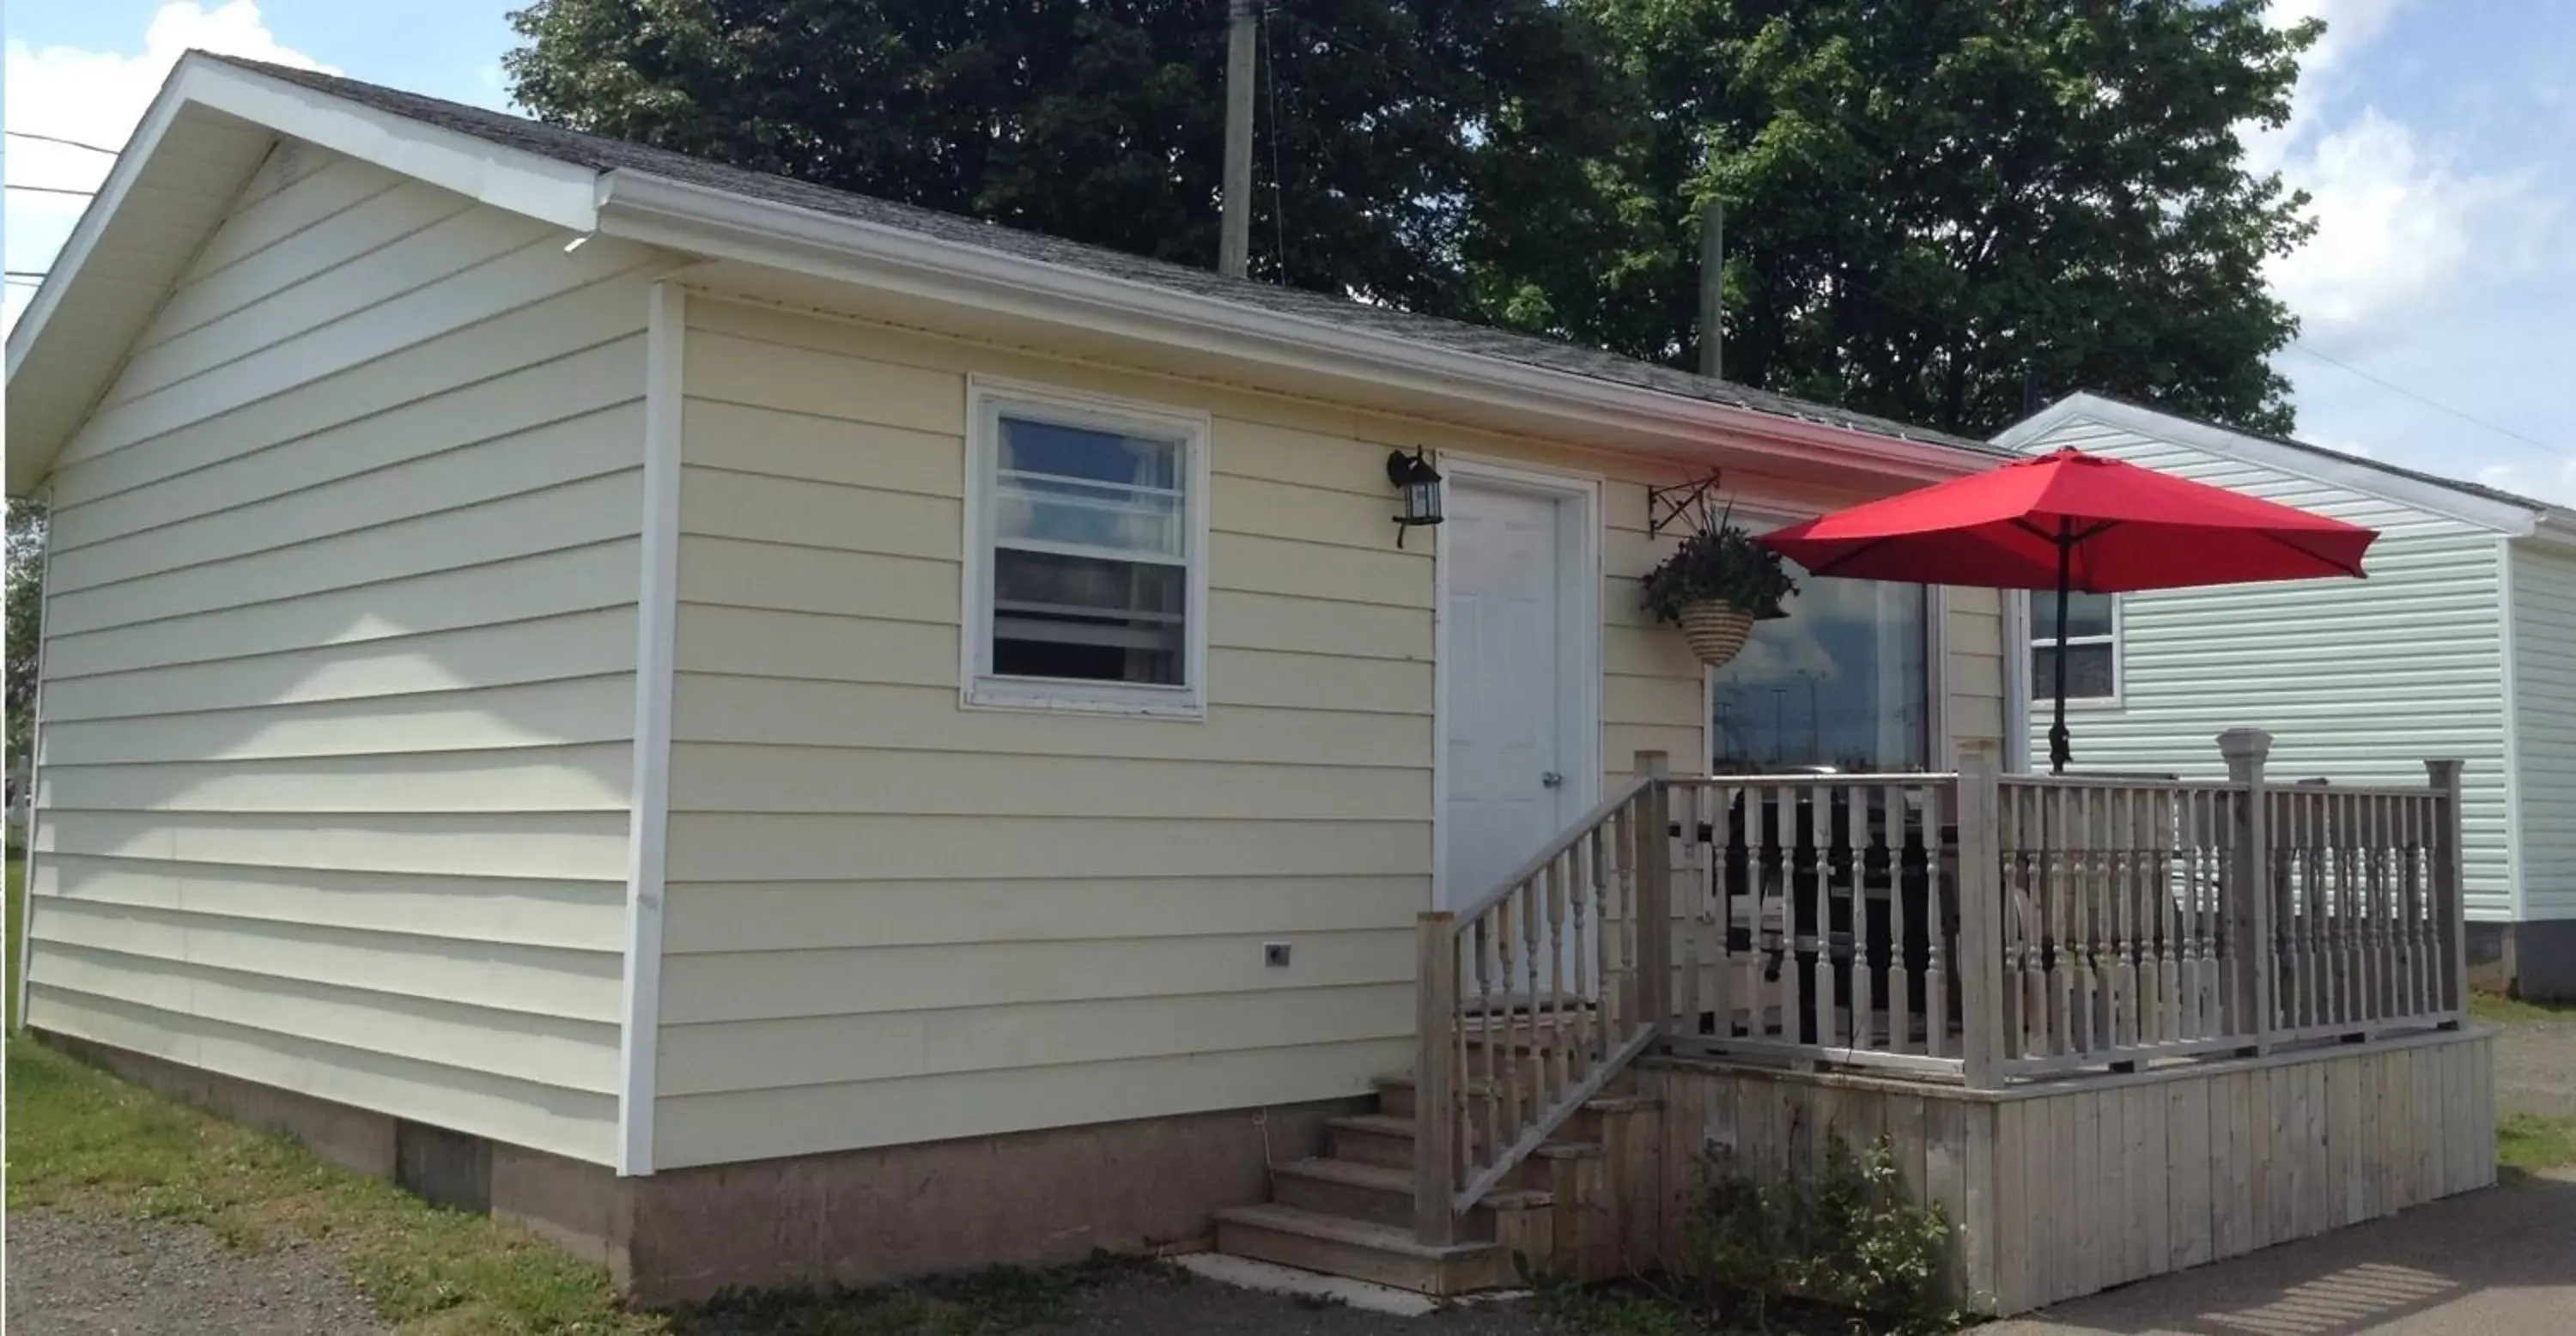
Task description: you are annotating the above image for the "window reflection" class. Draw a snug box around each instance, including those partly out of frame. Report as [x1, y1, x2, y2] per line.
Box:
[1710, 563, 1929, 774]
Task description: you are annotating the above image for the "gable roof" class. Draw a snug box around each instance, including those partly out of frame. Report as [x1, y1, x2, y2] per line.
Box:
[1998, 391, 2576, 542]
[8, 52, 2001, 493]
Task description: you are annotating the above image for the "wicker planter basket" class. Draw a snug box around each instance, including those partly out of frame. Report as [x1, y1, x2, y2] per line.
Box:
[1676, 600, 1757, 667]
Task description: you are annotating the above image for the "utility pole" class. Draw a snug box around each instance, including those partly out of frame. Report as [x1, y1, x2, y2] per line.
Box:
[1697, 196, 1723, 379]
[1218, 0, 1257, 278]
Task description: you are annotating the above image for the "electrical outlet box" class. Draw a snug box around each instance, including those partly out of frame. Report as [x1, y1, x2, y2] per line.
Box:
[1263, 943, 1291, 968]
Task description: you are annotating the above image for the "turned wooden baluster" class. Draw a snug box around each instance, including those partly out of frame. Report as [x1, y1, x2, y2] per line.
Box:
[1566, 834, 1587, 1076]
[1810, 786, 1837, 1048]
[2177, 789, 2203, 1040]
[1848, 785, 1874, 1053]
[1925, 782, 1950, 1058]
[2157, 789, 2182, 1045]
[2112, 787, 2138, 1049]
[1886, 782, 1915, 1054]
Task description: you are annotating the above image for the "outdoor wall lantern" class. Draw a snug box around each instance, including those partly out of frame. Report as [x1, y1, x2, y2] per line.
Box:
[1387, 446, 1444, 547]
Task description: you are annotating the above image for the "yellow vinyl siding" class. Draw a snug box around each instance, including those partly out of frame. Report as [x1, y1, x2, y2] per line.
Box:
[21, 145, 659, 1165]
[1947, 586, 2008, 752]
[653, 294, 2008, 1169]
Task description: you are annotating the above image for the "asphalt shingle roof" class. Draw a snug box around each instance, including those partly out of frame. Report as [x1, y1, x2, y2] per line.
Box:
[208, 53, 2001, 458]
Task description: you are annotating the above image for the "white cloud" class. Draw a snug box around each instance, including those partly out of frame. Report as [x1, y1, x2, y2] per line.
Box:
[3, 3, 332, 331]
[2265, 111, 2528, 329]
[2251, 0, 2532, 334]
[2266, 0, 2406, 81]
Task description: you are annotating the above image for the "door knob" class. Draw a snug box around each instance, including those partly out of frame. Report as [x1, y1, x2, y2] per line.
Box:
[1540, 771, 1564, 788]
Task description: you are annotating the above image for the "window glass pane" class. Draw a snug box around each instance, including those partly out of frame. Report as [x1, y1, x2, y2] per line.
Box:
[1710, 565, 1928, 774]
[995, 473, 1182, 557]
[2039, 592, 2116, 641]
[992, 548, 1184, 685]
[1000, 416, 1181, 489]
[995, 416, 1184, 558]
[2032, 644, 2117, 700]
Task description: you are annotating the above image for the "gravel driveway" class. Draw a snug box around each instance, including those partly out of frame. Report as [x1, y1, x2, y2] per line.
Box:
[5, 1211, 386, 1335]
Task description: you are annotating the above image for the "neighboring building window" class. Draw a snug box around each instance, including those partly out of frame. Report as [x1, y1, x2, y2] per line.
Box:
[1710, 559, 1930, 774]
[963, 381, 1210, 717]
[2032, 592, 2117, 701]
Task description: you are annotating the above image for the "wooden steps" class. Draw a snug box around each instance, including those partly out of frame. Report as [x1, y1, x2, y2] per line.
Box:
[1210, 1204, 1519, 1295]
[1209, 1071, 1646, 1296]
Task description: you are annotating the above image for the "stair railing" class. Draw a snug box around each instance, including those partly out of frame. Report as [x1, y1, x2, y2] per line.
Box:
[1412, 750, 1673, 1244]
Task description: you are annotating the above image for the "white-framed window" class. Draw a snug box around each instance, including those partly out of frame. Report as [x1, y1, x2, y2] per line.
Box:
[961, 378, 1212, 718]
[2032, 592, 2118, 703]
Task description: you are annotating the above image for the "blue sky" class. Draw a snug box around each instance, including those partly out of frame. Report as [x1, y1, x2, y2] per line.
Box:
[7, 1, 2573, 498]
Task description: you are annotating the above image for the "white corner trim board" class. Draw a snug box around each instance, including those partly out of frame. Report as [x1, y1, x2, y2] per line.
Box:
[616, 282, 684, 1175]
[12, 482, 57, 1030]
[2497, 537, 2528, 923]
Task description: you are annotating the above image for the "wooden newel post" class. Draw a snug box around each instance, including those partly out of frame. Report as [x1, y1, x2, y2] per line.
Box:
[1954, 751, 2005, 1088]
[2426, 759, 2467, 1018]
[1413, 910, 1459, 1244]
[2220, 729, 2275, 1053]
[1635, 750, 1674, 1035]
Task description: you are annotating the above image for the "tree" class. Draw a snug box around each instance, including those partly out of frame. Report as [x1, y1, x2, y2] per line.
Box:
[505, 0, 1625, 317]
[1507, 0, 2318, 437]
[7, 496, 46, 766]
[505, 0, 2318, 439]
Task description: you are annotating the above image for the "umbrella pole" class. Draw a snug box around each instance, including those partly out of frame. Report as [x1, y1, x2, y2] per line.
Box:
[2050, 525, 2074, 774]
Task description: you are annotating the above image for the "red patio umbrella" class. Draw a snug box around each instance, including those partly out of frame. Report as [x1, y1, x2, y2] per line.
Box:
[1759, 447, 2378, 774]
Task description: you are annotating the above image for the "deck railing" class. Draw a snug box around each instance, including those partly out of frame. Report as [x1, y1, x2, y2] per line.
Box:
[1409, 732, 2468, 1244]
[1661, 771, 1979, 1082]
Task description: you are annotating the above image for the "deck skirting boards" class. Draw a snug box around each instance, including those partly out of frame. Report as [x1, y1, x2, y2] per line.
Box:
[1638, 1027, 2498, 1315]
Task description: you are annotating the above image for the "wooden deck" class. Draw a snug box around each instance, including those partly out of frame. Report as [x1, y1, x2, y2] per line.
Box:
[1222, 731, 2500, 1308]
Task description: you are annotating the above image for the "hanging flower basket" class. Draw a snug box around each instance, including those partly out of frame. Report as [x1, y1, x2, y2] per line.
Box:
[1642, 514, 1795, 668]
[1674, 599, 1759, 667]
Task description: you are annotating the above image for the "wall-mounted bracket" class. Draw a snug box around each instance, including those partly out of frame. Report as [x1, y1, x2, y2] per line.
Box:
[1648, 470, 1726, 537]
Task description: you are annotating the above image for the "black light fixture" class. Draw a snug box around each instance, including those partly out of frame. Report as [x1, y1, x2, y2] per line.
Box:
[1387, 446, 1444, 547]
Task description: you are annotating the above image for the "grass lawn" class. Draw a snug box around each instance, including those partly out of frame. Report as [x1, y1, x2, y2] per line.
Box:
[2470, 990, 2576, 1025]
[2472, 990, 2576, 1175]
[2498, 1111, 2576, 1173]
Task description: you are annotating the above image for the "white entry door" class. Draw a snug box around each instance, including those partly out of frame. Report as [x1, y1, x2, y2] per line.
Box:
[1442, 477, 1588, 910]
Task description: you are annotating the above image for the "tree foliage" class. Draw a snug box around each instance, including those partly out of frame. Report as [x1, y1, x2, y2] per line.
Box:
[505, 0, 1626, 314]
[506, 0, 2318, 438]
[7, 496, 46, 765]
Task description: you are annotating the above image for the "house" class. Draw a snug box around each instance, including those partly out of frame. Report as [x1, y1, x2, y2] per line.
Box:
[6, 54, 2025, 1298]
[1998, 392, 2576, 999]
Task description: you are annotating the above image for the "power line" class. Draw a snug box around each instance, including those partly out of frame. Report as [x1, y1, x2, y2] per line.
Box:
[3, 270, 48, 280]
[3, 182, 97, 197]
[2282, 339, 2564, 460]
[5, 130, 120, 156]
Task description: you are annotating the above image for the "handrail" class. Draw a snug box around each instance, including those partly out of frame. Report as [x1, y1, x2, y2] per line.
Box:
[1447, 774, 1652, 925]
[1676, 771, 1954, 787]
[1411, 751, 1671, 1244]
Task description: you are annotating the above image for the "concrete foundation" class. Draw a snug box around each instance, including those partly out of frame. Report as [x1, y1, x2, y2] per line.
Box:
[34, 1029, 1365, 1304]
